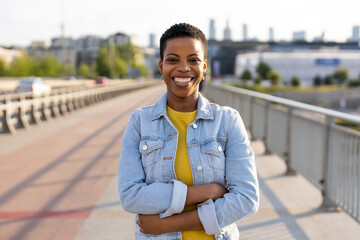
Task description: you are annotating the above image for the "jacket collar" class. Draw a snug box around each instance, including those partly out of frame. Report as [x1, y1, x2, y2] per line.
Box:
[151, 93, 214, 121]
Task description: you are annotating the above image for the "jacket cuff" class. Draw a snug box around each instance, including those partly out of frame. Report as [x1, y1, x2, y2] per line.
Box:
[159, 179, 187, 218]
[198, 199, 221, 235]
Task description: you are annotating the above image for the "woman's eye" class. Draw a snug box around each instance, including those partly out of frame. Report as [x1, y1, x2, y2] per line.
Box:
[189, 58, 201, 63]
[166, 58, 177, 63]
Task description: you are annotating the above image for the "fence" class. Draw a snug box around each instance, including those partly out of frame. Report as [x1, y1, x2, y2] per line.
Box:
[0, 81, 159, 135]
[205, 82, 360, 222]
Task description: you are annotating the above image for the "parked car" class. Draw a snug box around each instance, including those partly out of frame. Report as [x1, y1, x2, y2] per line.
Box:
[94, 76, 109, 86]
[15, 77, 52, 96]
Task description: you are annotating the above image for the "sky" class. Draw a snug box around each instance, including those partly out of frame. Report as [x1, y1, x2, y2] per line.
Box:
[0, 0, 359, 47]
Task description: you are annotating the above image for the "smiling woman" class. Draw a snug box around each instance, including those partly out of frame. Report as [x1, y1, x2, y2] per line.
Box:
[118, 23, 259, 240]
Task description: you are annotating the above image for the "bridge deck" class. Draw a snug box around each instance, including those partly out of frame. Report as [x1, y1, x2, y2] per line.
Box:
[0, 85, 359, 240]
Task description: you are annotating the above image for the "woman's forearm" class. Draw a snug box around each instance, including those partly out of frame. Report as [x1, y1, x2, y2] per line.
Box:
[138, 209, 203, 234]
[185, 183, 227, 207]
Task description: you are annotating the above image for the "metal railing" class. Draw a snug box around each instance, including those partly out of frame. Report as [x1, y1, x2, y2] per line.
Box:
[205, 82, 360, 222]
[0, 81, 160, 135]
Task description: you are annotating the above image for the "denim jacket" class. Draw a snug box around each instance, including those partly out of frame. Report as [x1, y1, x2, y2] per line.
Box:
[118, 93, 259, 240]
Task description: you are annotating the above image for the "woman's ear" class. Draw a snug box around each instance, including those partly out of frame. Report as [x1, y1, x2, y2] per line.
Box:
[203, 59, 207, 73]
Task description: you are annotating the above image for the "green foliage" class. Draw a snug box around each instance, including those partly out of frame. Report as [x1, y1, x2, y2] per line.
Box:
[95, 45, 110, 77]
[347, 80, 360, 88]
[94, 43, 148, 78]
[313, 75, 322, 86]
[0, 58, 6, 76]
[256, 62, 271, 79]
[8, 54, 37, 76]
[254, 76, 262, 85]
[35, 54, 62, 77]
[77, 63, 92, 78]
[266, 70, 281, 85]
[240, 69, 252, 81]
[290, 76, 301, 87]
[324, 75, 333, 85]
[333, 68, 349, 84]
[114, 58, 127, 78]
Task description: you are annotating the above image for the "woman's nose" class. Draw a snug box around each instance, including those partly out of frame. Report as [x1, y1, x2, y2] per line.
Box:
[177, 61, 190, 72]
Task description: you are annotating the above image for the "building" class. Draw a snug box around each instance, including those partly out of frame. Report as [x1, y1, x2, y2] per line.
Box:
[76, 35, 103, 66]
[224, 21, 232, 41]
[235, 48, 360, 85]
[27, 41, 49, 58]
[293, 31, 306, 42]
[269, 27, 274, 42]
[0, 47, 23, 64]
[149, 33, 156, 48]
[347, 26, 360, 43]
[243, 24, 248, 42]
[48, 37, 77, 70]
[313, 32, 325, 42]
[209, 19, 216, 40]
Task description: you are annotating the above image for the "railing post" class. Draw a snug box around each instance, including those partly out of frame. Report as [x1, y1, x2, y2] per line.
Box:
[2, 96, 16, 134]
[285, 107, 297, 175]
[263, 101, 272, 154]
[321, 116, 338, 211]
[249, 96, 256, 141]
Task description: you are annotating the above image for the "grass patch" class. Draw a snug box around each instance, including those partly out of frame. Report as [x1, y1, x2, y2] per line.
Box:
[335, 119, 360, 132]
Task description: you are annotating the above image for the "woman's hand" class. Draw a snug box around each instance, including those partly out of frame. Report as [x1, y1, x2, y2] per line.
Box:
[138, 214, 167, 235]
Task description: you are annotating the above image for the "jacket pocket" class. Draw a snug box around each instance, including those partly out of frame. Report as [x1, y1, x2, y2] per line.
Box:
[139, 139, 163, 168]
[202, 140, 225, 170]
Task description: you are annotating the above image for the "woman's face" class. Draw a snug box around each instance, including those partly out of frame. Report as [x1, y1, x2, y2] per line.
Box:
[159, 37, 207, 103]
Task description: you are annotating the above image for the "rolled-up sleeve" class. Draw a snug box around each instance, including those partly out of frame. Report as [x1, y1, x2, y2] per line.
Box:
[198, 199, 221, 235]
[215, 110, 259, 228]
[198, 109, 259, 231]
[118, 111, 187, 216]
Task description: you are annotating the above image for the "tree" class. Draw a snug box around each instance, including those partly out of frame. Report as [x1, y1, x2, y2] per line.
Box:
[256, 62, 271, 79]
[77, 63, 92, 78]
[240, 69, 252, 83]
[254, 76, 262, 85]
[8, 54, 36, 76]
[266, 70, 281, 85]
[0, 58, 6, 76]
[313, 75, 322, 86]
[95, 45, 110, 77]
[35, 54, 62, 77]
[333, 68, 349, 84]
[114, 58, 127, 78]
[291, 76, 301, 87]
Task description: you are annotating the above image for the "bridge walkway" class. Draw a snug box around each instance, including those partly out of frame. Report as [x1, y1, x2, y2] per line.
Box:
[0, 84, 359, 240]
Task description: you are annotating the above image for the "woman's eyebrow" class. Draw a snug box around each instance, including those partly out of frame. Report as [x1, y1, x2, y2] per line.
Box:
[166, 53, 179, 57]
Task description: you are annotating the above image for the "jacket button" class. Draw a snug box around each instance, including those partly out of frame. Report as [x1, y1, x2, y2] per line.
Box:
[192, 123, 198, 129]
[142, 145, 148, 151]
[218, 145, 222, 152]
[196, 166, 203, 172]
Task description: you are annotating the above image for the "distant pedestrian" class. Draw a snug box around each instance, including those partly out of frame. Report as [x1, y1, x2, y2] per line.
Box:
[118, 23, 259, 240]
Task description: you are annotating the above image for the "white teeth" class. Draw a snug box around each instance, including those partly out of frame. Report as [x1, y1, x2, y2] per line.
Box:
[174, 77, 191, 83]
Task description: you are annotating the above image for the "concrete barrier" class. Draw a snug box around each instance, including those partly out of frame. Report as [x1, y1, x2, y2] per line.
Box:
[0, 80, 161, 135]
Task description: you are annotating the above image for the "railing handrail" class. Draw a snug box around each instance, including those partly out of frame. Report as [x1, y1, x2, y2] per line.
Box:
[215, 83, 360, 125]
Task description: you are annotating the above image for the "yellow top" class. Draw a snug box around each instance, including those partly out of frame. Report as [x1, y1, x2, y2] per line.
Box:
[167, 106, 215, 240]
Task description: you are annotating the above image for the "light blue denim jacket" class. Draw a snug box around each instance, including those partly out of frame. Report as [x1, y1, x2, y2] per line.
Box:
[118, 93, 259, 240]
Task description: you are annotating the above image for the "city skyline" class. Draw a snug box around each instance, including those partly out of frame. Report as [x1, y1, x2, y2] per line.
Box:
[1, 0, 359, 47]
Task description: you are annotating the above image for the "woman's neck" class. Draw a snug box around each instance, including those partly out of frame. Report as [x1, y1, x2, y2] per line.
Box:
[167, 94, 198, 112]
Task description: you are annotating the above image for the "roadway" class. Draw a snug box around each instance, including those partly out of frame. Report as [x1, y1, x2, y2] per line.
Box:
[0, 84, 360, 240]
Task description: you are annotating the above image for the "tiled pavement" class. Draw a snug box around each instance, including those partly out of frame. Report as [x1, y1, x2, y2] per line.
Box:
[1, 84, 360, 240]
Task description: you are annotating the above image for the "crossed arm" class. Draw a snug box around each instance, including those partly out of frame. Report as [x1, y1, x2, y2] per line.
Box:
[138, 183, 227, 235]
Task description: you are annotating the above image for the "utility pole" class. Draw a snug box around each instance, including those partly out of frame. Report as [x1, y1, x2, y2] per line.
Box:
[108, 35, 115, 78]
[61, 23, 67, 76]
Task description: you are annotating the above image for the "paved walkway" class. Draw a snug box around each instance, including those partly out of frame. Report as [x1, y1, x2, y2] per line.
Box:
[1, 84, 360, 240]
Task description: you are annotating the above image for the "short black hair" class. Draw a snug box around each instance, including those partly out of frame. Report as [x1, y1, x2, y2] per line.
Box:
[159, 23, 207, 61]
